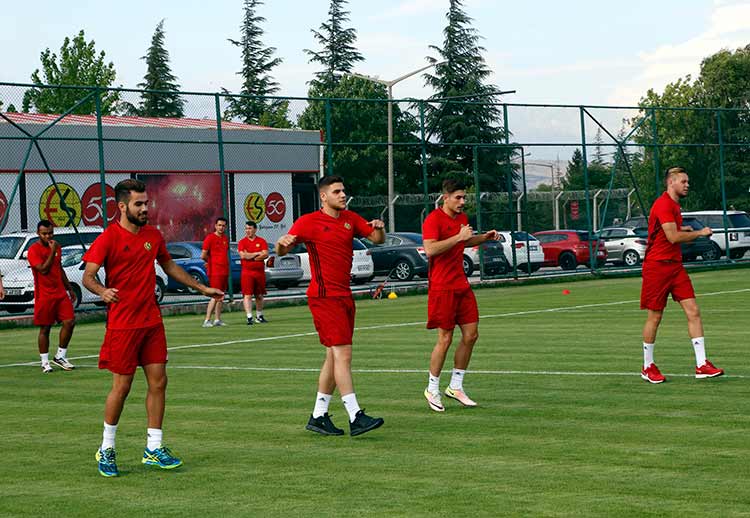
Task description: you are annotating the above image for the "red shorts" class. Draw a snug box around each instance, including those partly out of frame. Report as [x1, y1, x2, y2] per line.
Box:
[99, 323, 168, 375]
[241, 271, 266, 297]
[209, 274, 229, 292]
[640, 261, 696, 311]
[308, 296, 355, 347]
[34, 294, 75, 326]
[427, 288, 479, 330]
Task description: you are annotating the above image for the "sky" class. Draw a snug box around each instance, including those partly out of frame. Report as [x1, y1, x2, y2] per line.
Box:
[2, 0, 750, 166]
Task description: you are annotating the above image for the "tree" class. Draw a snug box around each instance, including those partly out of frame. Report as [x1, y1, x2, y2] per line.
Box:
[592, 128, 606, 165]
[223, 0, 287, 126]
[124, 20, 185, 118]
[561, 148, 613, 191]
[304, 0, 363, 93]
[422, 0, 511, 193]
[22, 30, 120, 115]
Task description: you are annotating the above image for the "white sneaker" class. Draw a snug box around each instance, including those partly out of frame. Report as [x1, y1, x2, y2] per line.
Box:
[52, 356, 75, 371]
[41, 363, 53, 374]
[444, 387, 478, 407]
[213, 320, 227, 327]
[424, 389, 445, 412]
[201, 320, 214, 328]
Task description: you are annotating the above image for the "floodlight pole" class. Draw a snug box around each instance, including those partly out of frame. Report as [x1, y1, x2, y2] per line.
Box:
[350, 62, 444, 233]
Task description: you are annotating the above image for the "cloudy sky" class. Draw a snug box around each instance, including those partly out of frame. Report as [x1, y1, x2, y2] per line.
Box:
[2, 0, 749, 165]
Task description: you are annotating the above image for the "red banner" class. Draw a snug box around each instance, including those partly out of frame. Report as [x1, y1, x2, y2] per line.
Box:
[570, 201, 579, 221]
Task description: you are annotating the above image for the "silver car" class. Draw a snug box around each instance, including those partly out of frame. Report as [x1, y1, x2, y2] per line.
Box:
[598, 227, 648, 266]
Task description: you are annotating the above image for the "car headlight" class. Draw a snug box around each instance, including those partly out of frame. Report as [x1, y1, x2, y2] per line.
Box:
[26, 281, 35, 289]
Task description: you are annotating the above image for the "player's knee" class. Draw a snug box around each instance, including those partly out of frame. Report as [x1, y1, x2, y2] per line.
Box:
[63, 319, 75, 329]
[150, 375, 168, 392]
[685, 306, 701, 322]
[39, 326, 52, 336]
[465, 329, 479, 345]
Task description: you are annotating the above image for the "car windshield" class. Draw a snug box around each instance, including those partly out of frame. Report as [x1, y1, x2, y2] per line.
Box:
[576, 231, 593, 241]
[0, 236, 25, 259]
[352, 239, 366, 250]
[729, 213, 750, 228]
[398, 234, 423, 245]
[511, 231, 535, 241]
[633, 227, 649, 237]
[681, 218, 704, 230]
[61, 250, 85, 267]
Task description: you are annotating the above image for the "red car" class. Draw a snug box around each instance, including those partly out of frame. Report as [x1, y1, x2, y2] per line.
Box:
[533, 230, 608, 270]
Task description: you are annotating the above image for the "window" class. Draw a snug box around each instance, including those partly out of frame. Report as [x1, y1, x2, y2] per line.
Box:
[385, 236, 402, 247]
[352, 239, 366, 250]
[729, 213, 750, 228]
[611, 229, 628, 238]
[0, 237, 24, 259]
[167, 245, 190, 259]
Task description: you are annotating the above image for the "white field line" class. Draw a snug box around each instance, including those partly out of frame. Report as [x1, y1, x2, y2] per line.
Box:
[1, 287, 748, 369]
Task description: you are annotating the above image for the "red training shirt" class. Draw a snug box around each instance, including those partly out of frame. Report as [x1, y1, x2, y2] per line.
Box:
[83, 221, 171, 330]
[203, 233, 230, 276]
[238, 236, 268, 273]
[289, 209, 373, 298]
[645, 192, 683, 263]
[422, 208, 470, 291]
[27, 241, 67, 300]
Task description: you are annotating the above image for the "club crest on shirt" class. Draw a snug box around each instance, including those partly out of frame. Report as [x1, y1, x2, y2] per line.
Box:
[344, 222, 351, 230]
[144, 242, 152, 251]
[256, 243, 260, 248]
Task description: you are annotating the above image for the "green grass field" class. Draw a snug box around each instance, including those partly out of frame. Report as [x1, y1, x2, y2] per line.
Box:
[1, 269, 749, 517]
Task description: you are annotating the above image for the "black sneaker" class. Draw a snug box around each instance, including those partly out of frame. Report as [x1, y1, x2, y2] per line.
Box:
[349, 409, 384, 437]
[305, 413, 345, 436]
[246, 317, 254, 326]
[255, 315, 269, 323]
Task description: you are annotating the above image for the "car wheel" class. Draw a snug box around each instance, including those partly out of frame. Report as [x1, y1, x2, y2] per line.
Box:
[729, 248, 745, 259]
[71, 284, 82, 309]
[391, 260, 415, 281]
[623, 250, 640, 267]
[154, 279, 165, 304]
[188, 271, 206, 294]
[702, 243, 721, 261]
[559, 252, 577, 271]
[462, 255, 474, 277]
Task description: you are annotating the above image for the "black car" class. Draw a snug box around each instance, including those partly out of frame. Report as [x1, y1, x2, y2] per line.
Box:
[464, 239, 511, 276]
[680, 217, 720, 261]
[362, 232, 428, 281]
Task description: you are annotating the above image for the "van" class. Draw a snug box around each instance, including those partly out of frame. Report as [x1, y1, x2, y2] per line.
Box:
[680, 211, 750, 259]
[0, 226, 103, 275]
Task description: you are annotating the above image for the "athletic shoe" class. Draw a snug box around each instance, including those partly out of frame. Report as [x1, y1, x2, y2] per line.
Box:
[444, 387, 478, 407]
[423, 389, 445, 412]
[213, 320, 227, 327]
[201, 320, 213, 328]
[142, 446, 183, 469]
[41, 363, 53, 374]
[349, 409, 384, 437]
[696, 360, 724, 379]
[52, 356, 75, 371]
[255, 315, 269, 323]
[96, 447, 119, 477]
[641, 363, 665, 384]
[246, 317, 254, 326]
[305, 413, 345, 436]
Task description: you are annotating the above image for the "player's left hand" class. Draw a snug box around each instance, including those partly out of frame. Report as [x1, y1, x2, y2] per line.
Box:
[202, 287, 224, 300]
[484, 230, 500, 241]
[68, 289, 77, 303]
[368, 219, 385, 230]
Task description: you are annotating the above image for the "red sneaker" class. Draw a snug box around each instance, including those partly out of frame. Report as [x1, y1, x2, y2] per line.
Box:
[641, 363, 665, 384]
[695, 360, 724, 379]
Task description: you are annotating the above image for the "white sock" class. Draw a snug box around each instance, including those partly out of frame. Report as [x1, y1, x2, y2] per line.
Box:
[40, 353, 49, 365]
[246, 312, 253, 319]
[147, 428, 163, 451]
[56, 347, 67, 359]
[256, 310, 263, 318]
[643, 343, 655, 368]
[449, 369, 466, 390]
[312, 392, 332, 418]
[692, 337, 706, 367]
[427, 373, 440, 393]
[341, 393, 361, 423]
[101, 422, 117, 450]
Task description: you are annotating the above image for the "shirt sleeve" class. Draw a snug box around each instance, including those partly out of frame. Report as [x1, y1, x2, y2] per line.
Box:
[289, 215, 311, 243]
[27, 245, 43, 268]
[83, 232, 109, 266]
[655, 199, 677, 226]
[259, 238, 269, 251]
[155, 235, 171, 265]
[202, 235, 212, 254]
[351, 212, 374, 239]
[238, 239, 247, 253]
[422, 212, 440, 240]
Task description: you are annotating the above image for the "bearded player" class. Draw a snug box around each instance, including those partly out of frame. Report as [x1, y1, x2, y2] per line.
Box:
[276, 175, 385, 437]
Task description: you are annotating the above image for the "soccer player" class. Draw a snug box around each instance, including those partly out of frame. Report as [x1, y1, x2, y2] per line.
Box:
[201, 217, 230, 328]
[238, 220, 269, 325]
[276, 175, 385, 437]
[640, 167, 724, 383]
[83, 179, 223, 477]
[27, 220, 77, 373]
[422, 178, 499, 412]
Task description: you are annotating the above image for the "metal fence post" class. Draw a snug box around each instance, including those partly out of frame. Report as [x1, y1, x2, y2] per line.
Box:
[325, 99, 333, 177]
[94, 87, 108, 229]
[716, 110, 730, 262]
[579, 107, 596, 271]
[472, 146, 484, 279]
[419, 101, 429, 214]
[215, 93, 233, 302]
[650, 108, 660, 203]
[503, 104, 518, 278]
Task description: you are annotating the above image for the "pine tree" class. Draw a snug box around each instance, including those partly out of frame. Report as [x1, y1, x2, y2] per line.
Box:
[592, 127, 606, 165]
[304, 0, 363, 93]
[223, 0, 287, 126]
[422, 0, 510, 192]
[126, 20, 185, 118]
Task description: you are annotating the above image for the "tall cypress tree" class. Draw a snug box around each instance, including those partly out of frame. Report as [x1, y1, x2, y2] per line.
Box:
[304, 0, 363, 93]
[128, 20, 185, 118]
[223, 0, 287, 126]
[423, 0, 510, 192]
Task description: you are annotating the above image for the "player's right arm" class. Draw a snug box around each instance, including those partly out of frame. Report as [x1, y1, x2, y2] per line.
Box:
[275, 234, 297, 256]
[423, 224, 473, 258]
[82, 262, 120, 303]
[30, 241, 58, 275]
[661, 222, 712, 244]
[161, 260, 223, 300]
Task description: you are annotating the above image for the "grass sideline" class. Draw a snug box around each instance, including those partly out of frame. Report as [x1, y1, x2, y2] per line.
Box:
[1, 269, 749, 516]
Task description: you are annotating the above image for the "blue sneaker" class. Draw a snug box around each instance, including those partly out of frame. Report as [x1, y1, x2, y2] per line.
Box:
[142, 446, 183, 469]
[96, 447, 119, 477]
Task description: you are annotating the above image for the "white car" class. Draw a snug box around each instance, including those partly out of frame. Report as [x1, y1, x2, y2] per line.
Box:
[0, 246, 167, 314]
[0, 226, 103, 275]
[497, 231, 545, 272]
[598, 227, 648, 266]
[681, 211, 750, 259]
[292, 238, 375, 284]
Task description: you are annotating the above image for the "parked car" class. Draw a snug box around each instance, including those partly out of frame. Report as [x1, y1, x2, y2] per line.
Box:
[362, 232, 428, 281]
[0, 226, 103, 275]
[681, 217, 719, 261]
[0, 245, 167, 313]
[496, 231, 545, 273]
[293, 238, 375, 284]
[681, 210, 750, 259]
[463, 239, 510, 276]
[597, 227, 648, 266]
[533, 230, 608, 270]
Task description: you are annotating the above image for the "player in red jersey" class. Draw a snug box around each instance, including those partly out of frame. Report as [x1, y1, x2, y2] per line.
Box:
[276, 175, 385, 437]
[640, 167, 723, 384]
[201, 217, 230, 328]
[422, 178, 499, 412]
[27, 220, 77, 373]
[238, 220, 269, 325]
[83, 179, 223, 477]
